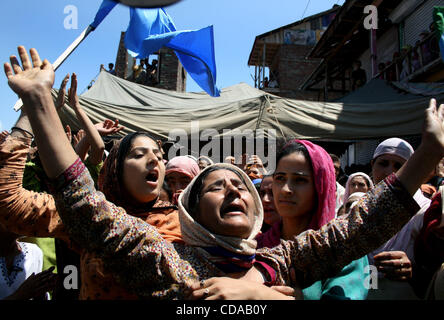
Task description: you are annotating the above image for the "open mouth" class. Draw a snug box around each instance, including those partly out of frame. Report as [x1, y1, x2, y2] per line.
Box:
[221, 203, 246, 216]
[145, 170, 159, 183]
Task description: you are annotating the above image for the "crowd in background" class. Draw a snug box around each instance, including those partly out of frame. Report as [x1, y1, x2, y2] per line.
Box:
[1, 46, 444, 301]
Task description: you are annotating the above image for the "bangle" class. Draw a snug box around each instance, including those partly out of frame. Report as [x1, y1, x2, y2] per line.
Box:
[11, 127, 34, 139]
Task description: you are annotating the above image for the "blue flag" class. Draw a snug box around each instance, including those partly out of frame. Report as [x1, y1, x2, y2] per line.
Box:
[124, 8, 220, 97]
[90, 0, 118, 29]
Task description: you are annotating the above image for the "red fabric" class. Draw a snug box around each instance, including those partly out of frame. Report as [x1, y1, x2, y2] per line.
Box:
[256, 220, 282, 249]
[415, 192, 444, 265]
[165, 156, 200, 179]
[254, 260, 277, 286]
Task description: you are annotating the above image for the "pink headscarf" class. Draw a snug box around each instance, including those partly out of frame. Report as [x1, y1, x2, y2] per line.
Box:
[293, 140, 337, 230]
[166, 156, 200, 205]
[165, 156, 200, 179]
[256, 139, 337, 248]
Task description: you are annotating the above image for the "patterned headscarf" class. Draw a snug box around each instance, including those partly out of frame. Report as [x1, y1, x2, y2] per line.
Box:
[178, 163, 263, 271]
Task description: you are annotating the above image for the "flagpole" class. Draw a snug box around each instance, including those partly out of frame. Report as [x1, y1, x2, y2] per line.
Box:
[14, 25, 94, 111]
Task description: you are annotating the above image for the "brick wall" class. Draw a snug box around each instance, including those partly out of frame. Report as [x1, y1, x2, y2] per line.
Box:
[115, 33, 186, 92]
[277, 44, 321, 91]
[158, 47, 187, 92]
[115, 32, 128, 79]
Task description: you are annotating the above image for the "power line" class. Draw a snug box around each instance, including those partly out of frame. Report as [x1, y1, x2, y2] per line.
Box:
[301, 0, 311, 19]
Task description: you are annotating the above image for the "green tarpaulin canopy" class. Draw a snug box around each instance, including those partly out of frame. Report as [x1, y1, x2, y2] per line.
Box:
[55, 71, 444, 142]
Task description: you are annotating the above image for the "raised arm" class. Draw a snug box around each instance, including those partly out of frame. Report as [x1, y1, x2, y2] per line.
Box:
[257, 101, 444, 288]
[0, 109, 70, 241]
[4, 47, 199, 298]
[66, 73, 105, 165]
[4, 46, 76, 178]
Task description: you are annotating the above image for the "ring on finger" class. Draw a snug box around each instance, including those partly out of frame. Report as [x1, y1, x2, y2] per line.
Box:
[203, 288, 210, 297]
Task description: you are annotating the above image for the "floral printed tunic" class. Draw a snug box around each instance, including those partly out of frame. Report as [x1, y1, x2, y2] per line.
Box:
[0, 136, 182, 299]
[52, 156, 419, 299]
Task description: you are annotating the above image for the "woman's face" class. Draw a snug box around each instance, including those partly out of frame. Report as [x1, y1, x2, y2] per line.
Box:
[349, 176, 369, 194]
[122, 136, 165, 204]
[259, 176, 280, 226]
[165, 172, 192, 194]
[371, 154, 406, 184]
[272, 152, 316, 220]
[195, 169, 256, 238]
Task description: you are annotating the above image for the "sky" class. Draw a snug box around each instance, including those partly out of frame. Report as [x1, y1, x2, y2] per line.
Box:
[0, 0, 345, 131]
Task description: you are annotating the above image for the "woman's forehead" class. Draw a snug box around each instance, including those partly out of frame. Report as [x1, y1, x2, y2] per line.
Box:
[276, 152, 312, 173]
[204, 169, 243, 183]
[260, 177, 272, 189]
[351, 175, 366, 182]
[131, 135, 158, 149]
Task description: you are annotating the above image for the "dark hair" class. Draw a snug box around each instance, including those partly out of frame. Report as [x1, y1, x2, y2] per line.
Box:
[115, 132, 159, 186]
[259, 174, 273, 189]
[329, 153, 340, 163]
[275, 141, 311, 173]
[162, 180, 173, 200]
[188, 166, 247, 216]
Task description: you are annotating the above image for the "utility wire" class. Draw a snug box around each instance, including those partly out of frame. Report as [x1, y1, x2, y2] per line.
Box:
[301, 0, 311, 19]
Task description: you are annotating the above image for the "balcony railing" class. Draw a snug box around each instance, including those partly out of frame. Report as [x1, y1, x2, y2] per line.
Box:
[374, 31, 442, 82]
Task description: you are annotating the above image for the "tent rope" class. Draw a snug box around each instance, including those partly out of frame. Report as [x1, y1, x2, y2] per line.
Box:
[264, 94, 287, 142]
[80, 70, 101, 95]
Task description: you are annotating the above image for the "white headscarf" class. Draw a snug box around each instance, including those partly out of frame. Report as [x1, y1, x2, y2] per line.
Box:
[343, 172, 374, 205]
[373, 138, 414, 161]
[178, 163, 263, 256]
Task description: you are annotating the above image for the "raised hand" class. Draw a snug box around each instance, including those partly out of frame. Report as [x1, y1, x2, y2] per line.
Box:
[4, 46, 54, 99]
[55, 74, 70, 110]
[73, 129, 86, 148]
[95, 119, 124, 136]
[422, 99, 444, 158]
[67, 73, 80, 110]
[65, 125, 72, 144]
[0, 130, 9, 143]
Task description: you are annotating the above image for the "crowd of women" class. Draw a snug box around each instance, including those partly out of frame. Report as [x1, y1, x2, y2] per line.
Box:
[1, 46, 444, 300]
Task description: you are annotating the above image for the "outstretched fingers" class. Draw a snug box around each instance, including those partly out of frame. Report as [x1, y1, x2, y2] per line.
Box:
[438, 103, 444, 122]
[60, 74, 70, 90]
[4, 62, 14, 79]
[29, 48, 42, 69]
[10, 55, 22, 74]
[70, 73, 78, 94]
[18, 46, 32, 70]
[41, 59, 52, 71]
